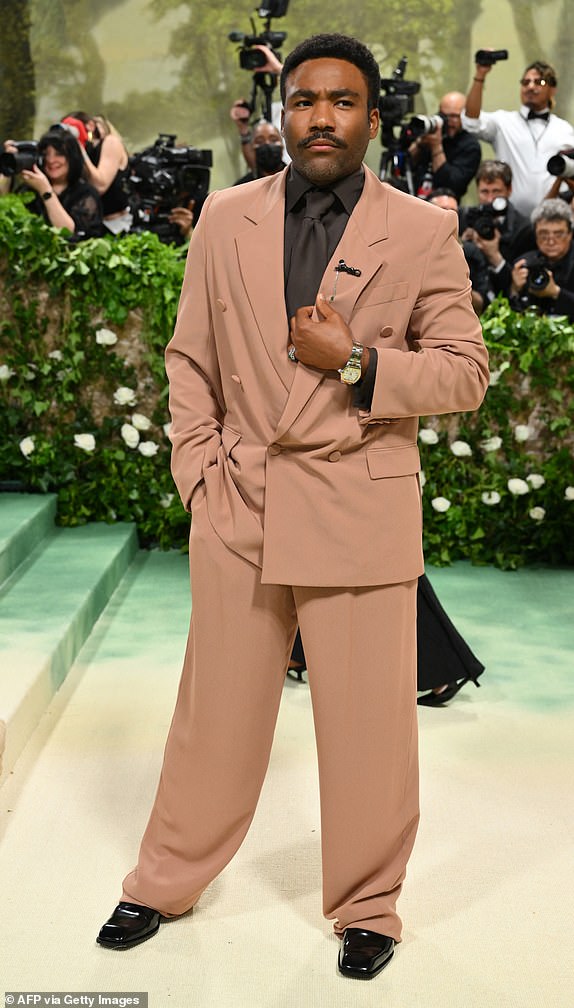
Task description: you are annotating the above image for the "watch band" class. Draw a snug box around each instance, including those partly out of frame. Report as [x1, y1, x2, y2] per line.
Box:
[42, 190, 53, 201]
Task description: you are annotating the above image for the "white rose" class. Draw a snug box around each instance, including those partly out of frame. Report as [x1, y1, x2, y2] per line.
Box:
[121, 423, 140, 449]
[113, 386, 137, 407]
[19, 436, 35, 457]
[481, 436, 502, 452]
[131, 412, 152, 431]
[507, 478, 529, 496]
[488, 361, 510, 386]
[565, 486, 574, 501]
[163, 421, 172, 439]
[419, 470, 426, 489]
[431, 496, 451, 512]
[74, 433, 96, 452]
[514, 425, 532, 442]
[529, 507, 545, 522]
[138, 440, 159, 457]
[419, 428, 439, 445]
[0, 364, 15, 381]
[481, 491, 501, 506]
[160, 493, 175, 508]
[450, 440, 472, 458]
[48, 349, 63, 361]
[526, 473, 545, 490]
[96, 327, 118, 346]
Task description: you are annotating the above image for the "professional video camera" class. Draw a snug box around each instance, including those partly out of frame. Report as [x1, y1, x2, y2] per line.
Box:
[547, 149, 574, 179]
[228, 2, 290, 122]
[378, 57, 422, 192]
[128, 134, 212, 244]
[465, 197, 509, 240]
[0, 141, 41, 176]
[229, 1, 289, 69]
[475, 49, 509, 66]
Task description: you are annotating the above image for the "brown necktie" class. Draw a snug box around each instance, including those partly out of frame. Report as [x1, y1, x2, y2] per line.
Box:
[286, 188, 335, 316]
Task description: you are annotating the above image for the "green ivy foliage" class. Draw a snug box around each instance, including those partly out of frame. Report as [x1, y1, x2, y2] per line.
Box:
[1, 195, 574, 566]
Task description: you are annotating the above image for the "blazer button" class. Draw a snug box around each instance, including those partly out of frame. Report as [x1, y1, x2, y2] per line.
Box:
[216, 298, 227, 312]
[328, 450, 342, 462]
[269, 444, 282, 456]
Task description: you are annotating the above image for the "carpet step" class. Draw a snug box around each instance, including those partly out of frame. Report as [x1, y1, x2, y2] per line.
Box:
[0, 517, 138, 782]
[0, 493, 58, 588]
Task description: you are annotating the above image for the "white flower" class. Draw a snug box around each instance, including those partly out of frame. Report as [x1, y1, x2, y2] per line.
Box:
[0, 364, 15, 381]
[565, 486, 574, 501]
[19, 436, 35, 457]
[419, 470, 426, 489]
[121, 423, 140, 449]
[450, 440, 472, 458]
[160, 493, 174, 508]
[526, 473, 545, 490]
[481, 491, 501, 506]
[507, 478, 529, 496]
[74, 433, 96, 452]
[529, 507, 545, 522]
[48, 349, 63, 361]
[514, 425, 532, 443]
[419, 428, 439, 445]
[489, 361, 510, 386]
[131, 412, 152, 431]
[163, 421, 172, 439]
[481, 435, 502, 452]
[96, 327, 118, 346]
[138, 440, 159, 457]
[431, 496, 451, 512]
[113, 386, 137, 407]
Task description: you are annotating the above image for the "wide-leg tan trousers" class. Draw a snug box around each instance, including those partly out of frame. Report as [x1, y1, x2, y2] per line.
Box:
[122, 505, 420, 942]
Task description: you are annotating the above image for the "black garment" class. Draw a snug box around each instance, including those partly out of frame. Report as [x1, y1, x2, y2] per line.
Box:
[87, 141, 129, 216]
[285, 187, 335, 314]
[462, 240, 490, 307]
[413, 129, 481, 201]
[234, 163, 288, 186]
[283, 165, 378, 406]
[509, 243, 574, 320]
[289, 573, 485, 692]
[28, 179, 103, 240]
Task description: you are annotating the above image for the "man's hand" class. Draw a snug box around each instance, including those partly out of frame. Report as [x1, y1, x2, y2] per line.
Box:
[252, 44, 283, 75]
[289, 295, 355, 372]
[473, 228, 504, 268]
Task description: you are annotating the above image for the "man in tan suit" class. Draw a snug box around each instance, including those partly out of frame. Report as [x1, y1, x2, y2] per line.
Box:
[98, 34, 489, 979]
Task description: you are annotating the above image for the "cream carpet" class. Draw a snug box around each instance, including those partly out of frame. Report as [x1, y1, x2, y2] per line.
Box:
[1, 555, 573, 1007]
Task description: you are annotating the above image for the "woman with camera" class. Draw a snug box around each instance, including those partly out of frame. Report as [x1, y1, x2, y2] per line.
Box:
[4, 128, 103, 240]
[75, 113, 132, 234]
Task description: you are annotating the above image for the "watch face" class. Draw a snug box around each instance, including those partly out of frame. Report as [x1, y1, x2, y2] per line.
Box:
[340, 363, 362, 384]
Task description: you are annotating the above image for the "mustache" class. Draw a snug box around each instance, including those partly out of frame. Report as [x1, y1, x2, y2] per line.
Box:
[299, 132, 347, 149]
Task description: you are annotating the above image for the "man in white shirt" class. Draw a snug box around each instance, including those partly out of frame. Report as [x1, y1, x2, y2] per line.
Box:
[462, 57, 574, 217]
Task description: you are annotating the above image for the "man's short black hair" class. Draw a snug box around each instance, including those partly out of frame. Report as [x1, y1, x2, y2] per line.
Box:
[280, 34, 381, 113]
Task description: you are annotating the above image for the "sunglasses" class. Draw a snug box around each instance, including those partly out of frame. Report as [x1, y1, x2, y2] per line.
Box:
[519, 78, 548, 87]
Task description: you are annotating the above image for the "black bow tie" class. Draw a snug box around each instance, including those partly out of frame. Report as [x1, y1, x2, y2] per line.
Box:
[527, 110, 550, 121]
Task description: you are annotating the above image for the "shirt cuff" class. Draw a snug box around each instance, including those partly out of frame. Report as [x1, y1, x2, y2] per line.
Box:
[352, 347, 377, 410]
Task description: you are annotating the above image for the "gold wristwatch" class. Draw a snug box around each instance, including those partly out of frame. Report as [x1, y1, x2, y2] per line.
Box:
[339, 342, 363, 385]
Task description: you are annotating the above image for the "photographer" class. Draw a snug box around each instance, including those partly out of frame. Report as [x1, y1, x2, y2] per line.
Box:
[460, 160, 532, 296]
[507, 199, 574, 319]
[1, 128, 103, 240]
[462, 55, 574, 217]
[409, 91, 480, 200]
[429, 188, 490, 314]
[72, 111, 132, 234]
[234, 118, 287, 184]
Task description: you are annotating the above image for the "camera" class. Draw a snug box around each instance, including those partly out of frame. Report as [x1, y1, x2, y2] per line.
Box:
[400, 113, 446, 147]
[475, 49, 509, 66]
[128, 134, 212, 244]
[527, 257, 551, 293]
[0, 141, 41, 176]
[465, 197, 508, 240]
[547, 149, 574, 179]
[379, 57, 420, 128]
[229, 1, 289, 71]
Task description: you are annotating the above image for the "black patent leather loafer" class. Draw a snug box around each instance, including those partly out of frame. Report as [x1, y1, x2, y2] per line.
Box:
[338, 927, 395, 979]
[97, 901, 161, 949]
